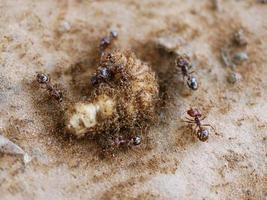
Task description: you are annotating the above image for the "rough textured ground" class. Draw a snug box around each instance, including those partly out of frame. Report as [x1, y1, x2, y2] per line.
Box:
[0, 0, 266, 199]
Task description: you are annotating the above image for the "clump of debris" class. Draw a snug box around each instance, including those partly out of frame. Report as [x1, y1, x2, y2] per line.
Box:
[36, 32, 159, 151]
[65, 50, 159, 139]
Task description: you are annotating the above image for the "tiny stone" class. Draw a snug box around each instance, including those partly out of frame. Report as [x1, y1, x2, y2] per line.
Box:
[227, 72, 242, 84]
[110, 31, 118, 38]
[233, 30, 247, 46]
[233, 52, 248, 64]
[58, 21, 71, 33]
[155, 36, 184, 53]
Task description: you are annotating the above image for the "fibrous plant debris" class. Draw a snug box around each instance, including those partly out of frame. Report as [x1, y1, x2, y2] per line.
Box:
[65, 50, 159, 139]
[0, 134, 31, 164]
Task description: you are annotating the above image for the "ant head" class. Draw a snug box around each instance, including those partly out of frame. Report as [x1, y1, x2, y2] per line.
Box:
[187, 108, 202, 117]
[176, 55, 190, 67]
[99, 37, 110, 47]
[176, 59, 189, 68]
[91, 75, 99, 86]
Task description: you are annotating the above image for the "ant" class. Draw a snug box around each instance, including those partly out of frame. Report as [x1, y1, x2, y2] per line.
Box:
[36, 73, 63, 102]
[182, 108, 215, 142]
[99, 31, 118, 53]
[91, 52, 129, 86]
[175, 54, 198, 90]
[111, 135, 141, 148]
[100, 135, 141, 157]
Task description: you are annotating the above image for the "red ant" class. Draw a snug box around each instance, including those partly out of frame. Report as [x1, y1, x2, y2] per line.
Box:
[182, 108, 215, 142]
[175, 54, 198, 90]
[36, 73, 63, 102]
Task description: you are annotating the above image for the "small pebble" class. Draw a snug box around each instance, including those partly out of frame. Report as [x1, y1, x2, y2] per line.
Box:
[233, 30, 247, 46]
[110, 30, 118, 38]
[227, 72, 242, 84]
[155, 36, 184, 53]
[58, 21, 71, 33]
[233, 52, 248, 64]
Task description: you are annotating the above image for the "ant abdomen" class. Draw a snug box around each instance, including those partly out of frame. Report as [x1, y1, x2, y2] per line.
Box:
[187, 76, 198, 90]
[197, 129, 209, 142]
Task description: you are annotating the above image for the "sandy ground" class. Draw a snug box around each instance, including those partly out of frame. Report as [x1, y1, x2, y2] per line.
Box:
[0, 0, 267, 199]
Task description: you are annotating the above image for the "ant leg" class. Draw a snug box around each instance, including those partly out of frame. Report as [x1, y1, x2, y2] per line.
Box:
[202, 124, 216, 132]
[181, 120, 195, 124]
[193, 125, 199, 134]
[200, 116, 207, 121]
[182, 75, 186, 82]
[185, 117, 194, 121]
[189, 71, 195, 75]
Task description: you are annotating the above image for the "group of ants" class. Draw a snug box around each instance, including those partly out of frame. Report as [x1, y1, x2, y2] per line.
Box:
[36, 31, 216, 151]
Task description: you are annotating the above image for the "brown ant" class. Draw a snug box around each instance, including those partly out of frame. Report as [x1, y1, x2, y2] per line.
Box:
[175, 54, 198, 90]
[36, 73, 63, 102]
[111, 135, 141, 148]
[99, 31, 118, 53]
[182, 108, 215, 142]
[99, 135, 141, 157]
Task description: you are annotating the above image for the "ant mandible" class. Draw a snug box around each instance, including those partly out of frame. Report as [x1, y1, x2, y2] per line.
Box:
[182, 108, 215, 142]
[175, 54, 198, 90]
